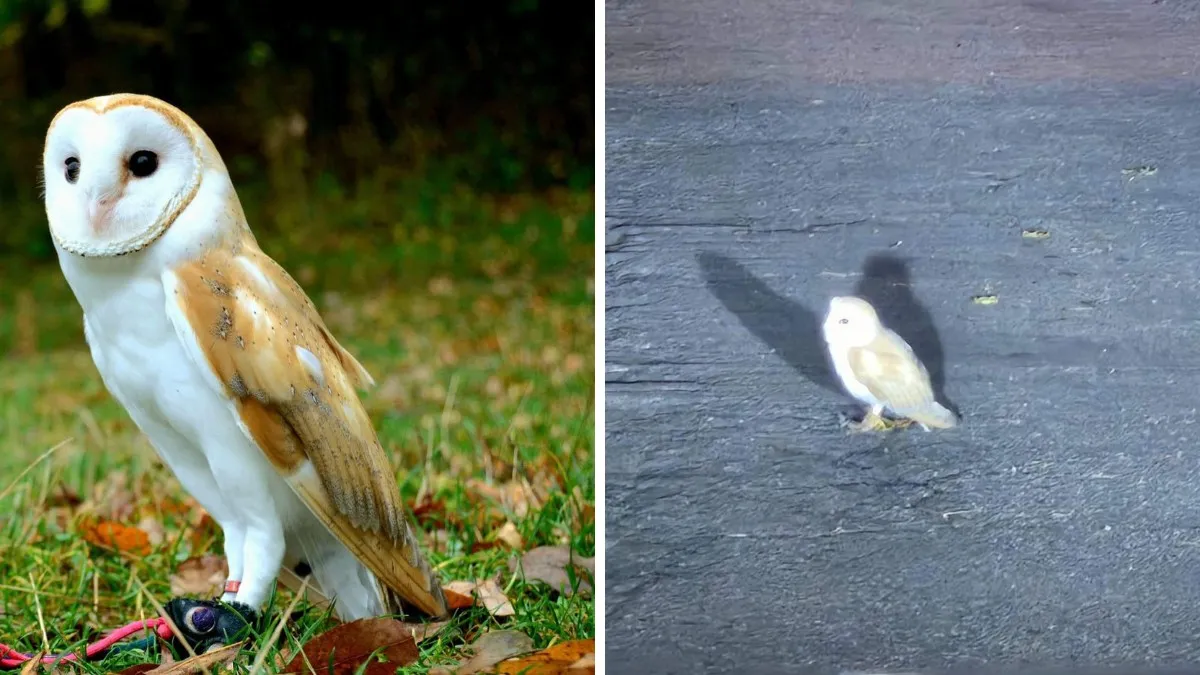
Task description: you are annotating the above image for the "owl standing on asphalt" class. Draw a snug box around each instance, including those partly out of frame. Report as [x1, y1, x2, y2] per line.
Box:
[41, 93, 448, 637]
[822, 296, 958, 432]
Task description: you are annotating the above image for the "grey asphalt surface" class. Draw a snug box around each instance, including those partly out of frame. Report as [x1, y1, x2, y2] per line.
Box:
[605, 1, 1200, 673]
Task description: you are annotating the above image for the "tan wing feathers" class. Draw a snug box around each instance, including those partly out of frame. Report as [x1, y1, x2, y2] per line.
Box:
[237, 246, 376, 390]
[290, 470, 447, 615]
[847, 331, 936, 411]
[164, 236, 446, 617]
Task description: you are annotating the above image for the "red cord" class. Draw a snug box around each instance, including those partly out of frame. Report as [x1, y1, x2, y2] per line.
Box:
[0, 618, 174, 668]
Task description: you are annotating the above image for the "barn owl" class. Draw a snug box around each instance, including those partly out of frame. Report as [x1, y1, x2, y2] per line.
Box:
[822, 296, 958, 432]
[42, 94, 448, 640]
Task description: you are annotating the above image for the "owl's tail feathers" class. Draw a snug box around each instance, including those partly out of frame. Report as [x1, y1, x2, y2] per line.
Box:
[908, 401, 958, 429]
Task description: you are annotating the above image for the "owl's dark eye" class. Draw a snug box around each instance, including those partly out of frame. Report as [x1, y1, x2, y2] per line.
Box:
[839, 318, 849, 325]
[129, 150, 158, 178]
[64, 157, 80, 184]
[184, 605, 217, 634]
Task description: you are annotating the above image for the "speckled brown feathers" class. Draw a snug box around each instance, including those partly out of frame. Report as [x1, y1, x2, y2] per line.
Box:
[165, 231, 446, 617]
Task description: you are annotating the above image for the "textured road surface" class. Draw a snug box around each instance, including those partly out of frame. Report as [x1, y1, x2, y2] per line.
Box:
[605, 1, 1200, 673]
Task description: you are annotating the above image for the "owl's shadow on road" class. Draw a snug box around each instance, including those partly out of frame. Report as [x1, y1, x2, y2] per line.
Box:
[697, 251, 959, 418]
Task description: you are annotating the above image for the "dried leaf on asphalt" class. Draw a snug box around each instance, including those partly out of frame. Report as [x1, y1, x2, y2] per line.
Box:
[434, 629, 535, 675]
[508, 546, 594, 596]
[444, 578, 514, 617]
[282, 617, 419, 675]
[495, 638, 596, 674]
[169, 555, 228, 597]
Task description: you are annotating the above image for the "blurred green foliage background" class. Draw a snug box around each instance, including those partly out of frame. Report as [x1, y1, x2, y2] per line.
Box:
[0, 0, 593, 269]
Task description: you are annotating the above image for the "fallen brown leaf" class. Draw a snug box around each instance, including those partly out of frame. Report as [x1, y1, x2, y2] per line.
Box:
[465, 479, 541, 519]
[80, 473, 137, 522]
[146, 641, 242, 674]
[170, 555, 229, 597]
[568, 653, 595, 670]
[282, 617, 419, 675]
[442, 586, 476, 611]
[412, 496, 454, 528]
[138, 515, 166, 547]
[18, 653, 44, 675]
[474, 578, 515, 618]
[448, 630, 535, 675]
[508, 546, 594, 596]
[444, 579, 514, 617]
[469, 540, 502, 554]
[82, 519, 151, 556]
[495, 521, 524, 550]
[495, 639, 596, 674]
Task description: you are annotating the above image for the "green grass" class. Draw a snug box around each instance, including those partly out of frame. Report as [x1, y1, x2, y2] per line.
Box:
[0, 175, 595, 673]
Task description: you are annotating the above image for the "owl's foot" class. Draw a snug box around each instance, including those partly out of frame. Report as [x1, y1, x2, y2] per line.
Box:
[161, 597, 260, 654]
[844, 407, 917, 433]
[846, 409, 889, 433]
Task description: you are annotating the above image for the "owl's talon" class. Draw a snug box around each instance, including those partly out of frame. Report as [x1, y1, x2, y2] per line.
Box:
[848, 409, 889, 433]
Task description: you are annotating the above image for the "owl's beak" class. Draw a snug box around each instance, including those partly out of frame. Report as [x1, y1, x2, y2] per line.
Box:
[86, 195, 116, 234]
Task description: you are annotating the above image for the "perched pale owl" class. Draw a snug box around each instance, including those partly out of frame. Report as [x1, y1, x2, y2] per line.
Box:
[42, 94, 447, 639]
[821, 296, 958, 432]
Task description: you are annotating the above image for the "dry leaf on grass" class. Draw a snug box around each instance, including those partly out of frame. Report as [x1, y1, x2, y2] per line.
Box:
[80, 473, 137, 521]
[412, 496, 460, 529]
[431, 630, 535, 675]
[495, 639, 596, 674]
[444, 579, 514, 617]
[282, 617, 419, 675]
[495, 521, 524, 550]
[82, 519, 151, 556]
[18, 653, 44, 675]
[508, 546, 594, 596]
[568, 653, 595, 670]
[465, 479, 543, 519]
[170, 555, 229, 597]
[146, 641, 242, 674]
[137, 515, 166, 547]
[273, 620, 450, 672]
[442, 586, 476, 611]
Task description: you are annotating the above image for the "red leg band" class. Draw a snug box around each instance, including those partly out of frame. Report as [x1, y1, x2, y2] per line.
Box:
[224, 580, 240, 594]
